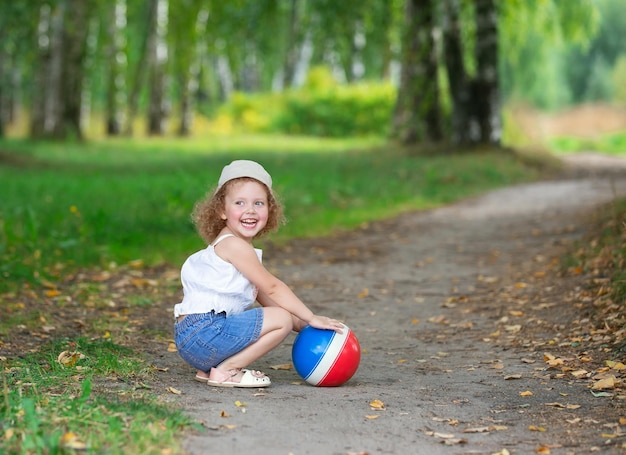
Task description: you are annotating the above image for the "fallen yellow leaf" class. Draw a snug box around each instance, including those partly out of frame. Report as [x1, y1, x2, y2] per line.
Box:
[57, 350, 85, 367]
[463, 426, 490, 433]
[167, 387, 182, 395]
[270, 363, 292, 370]
[369, 399, 385, 410]
[504, 374, 522, 380]
[606, 360, 626, 371]
[433, 432, 455, 439]
[520, 391, 533, 397]
[570, 369, 588, 378]
[365, 415, 380, 420]
[60, 432, 87, 450]
[592, 376, 616, 390]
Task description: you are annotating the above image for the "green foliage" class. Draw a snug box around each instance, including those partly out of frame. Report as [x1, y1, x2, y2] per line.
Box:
[548, 131, 626, 155]
[218, 66, 397, 137]
[1, 338, 196, 454]
[499, 0, 601, 109]
[612, 55, 626, 103]
[0, 136, 547, 292]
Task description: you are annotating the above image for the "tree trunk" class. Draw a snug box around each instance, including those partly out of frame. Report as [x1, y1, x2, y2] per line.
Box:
[53, 0, 90, 140]
[30, 4, 61, 138]
[282, 0, 300, 88]
[391, 0, 442, 144]
[105, 0, 127, 136]
[379, 1, 395, 81]
[178, 8, 207, 137]
[147, 0, 169, 136]
[443, 0, 501, 145]
[442, 0, 472, 144]
[125, 0, 155, 136]
[473, 0, 500, 144]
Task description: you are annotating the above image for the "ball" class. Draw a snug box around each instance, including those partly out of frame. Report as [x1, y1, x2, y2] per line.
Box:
[291, 325, 361, 387]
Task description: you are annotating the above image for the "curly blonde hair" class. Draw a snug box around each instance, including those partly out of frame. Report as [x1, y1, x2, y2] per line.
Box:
[191, 177, 285, 244]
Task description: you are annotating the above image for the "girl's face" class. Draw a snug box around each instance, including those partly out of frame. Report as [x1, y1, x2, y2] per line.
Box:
[221, 180, 270, 241]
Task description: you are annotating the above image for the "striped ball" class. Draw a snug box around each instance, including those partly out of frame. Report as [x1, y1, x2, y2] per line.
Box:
[292, 325, 361, 387]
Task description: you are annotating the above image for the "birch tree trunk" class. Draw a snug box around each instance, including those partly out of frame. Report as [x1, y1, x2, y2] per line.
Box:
[177, 8, 208, 136]
[147, 0, 169, 135]
[53, 0, 90, 139]
[125, 0, 155, 136]
[391, 0, 442, 144]
[442, 0, 472, 144]
[282, 0, 301, 88]
[474, 0, 501, 144]
[443, 0, 501, 145]
[105, 0, 127, 136]
[30, 3, 63, 138]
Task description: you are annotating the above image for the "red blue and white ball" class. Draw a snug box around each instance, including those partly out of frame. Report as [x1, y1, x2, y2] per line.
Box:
[292, 325, 361, 387]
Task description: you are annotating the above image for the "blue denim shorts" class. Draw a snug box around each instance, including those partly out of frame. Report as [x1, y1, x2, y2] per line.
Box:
[174, 309, 263, 372]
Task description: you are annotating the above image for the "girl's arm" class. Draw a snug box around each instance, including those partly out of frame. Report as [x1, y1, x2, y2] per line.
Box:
[216, 236, 343, 332]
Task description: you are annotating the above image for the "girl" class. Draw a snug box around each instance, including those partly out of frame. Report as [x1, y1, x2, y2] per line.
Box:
[174, 160, 344, 388]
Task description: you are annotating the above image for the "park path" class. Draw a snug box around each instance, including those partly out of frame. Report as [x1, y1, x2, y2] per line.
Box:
[165, 153, 626, 455]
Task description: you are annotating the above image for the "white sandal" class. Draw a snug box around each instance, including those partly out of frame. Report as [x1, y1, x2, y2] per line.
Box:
[206, 368, 271, 388]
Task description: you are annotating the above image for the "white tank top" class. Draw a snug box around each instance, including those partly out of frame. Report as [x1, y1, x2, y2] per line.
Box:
[173, 234, 261, 318]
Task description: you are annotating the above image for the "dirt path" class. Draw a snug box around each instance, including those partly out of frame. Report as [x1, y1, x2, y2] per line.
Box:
[154, 153, 626, 455]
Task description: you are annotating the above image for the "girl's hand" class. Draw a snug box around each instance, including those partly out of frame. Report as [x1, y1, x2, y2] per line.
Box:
[308, 315, 344, 333]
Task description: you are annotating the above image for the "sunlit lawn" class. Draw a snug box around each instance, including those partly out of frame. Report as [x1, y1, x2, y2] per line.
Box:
[0, 134, 552, 292]
[1, 129, 624, 454]
[549, 131, 626, 155]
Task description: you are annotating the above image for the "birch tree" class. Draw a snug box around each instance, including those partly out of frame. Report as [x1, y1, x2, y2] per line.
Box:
[105, 0, 128, 136]
[147, 0, 169, 135]
[391, 0, 442, 144]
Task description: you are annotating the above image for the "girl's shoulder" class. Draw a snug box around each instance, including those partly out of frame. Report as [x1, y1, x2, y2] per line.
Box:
[213, 233, 260, 259]
[212, 233, 236, 246]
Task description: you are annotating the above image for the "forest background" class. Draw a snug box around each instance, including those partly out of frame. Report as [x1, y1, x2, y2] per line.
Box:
[3, 0, 626, 454]
[1, 0, 624, 143]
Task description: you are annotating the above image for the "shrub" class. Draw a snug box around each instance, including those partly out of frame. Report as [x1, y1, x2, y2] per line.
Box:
[216, 66, 396, 137]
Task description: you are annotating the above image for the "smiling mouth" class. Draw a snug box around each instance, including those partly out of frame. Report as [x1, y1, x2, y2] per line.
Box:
[241, 219, 258, 228]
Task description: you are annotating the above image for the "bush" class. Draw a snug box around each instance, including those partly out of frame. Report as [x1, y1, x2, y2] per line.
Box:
[216, 66, 396, 137]
[274, 82, 396, 137]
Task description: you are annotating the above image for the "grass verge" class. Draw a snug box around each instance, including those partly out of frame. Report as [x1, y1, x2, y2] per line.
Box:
[1, 337, 198, 454]
[0, 134, 563, 454]
[0, 136, 553, 293]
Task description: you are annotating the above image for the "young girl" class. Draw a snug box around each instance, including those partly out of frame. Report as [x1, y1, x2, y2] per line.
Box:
[174, 160, 344, 388]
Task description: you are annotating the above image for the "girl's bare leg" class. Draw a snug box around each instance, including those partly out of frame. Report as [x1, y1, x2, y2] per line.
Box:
[196, 307, 304, 381]
[215, 306, 293, 372]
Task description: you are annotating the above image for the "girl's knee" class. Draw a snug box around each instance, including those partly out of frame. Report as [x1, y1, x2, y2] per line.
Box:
[264, 307, 293, 332]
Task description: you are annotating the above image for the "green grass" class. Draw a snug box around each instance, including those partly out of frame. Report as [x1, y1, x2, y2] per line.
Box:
[1, 130, 623, 454]
[0, 135, 550, 292]
[1, 338, 198, 454]
[0, 134, 565, 328]
[549, 131, 626, 155]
